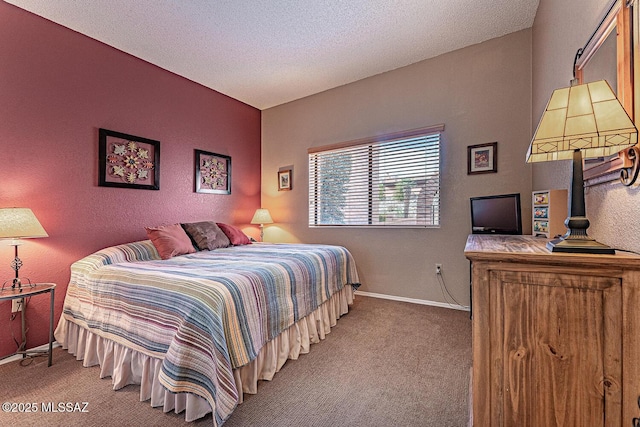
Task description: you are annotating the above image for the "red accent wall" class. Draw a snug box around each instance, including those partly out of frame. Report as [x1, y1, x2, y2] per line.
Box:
[0, 3, 262, 357]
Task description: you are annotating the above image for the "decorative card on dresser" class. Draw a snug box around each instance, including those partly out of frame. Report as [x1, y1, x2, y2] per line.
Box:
[464, 235, 640, 426]
[532, 189, 567, 238]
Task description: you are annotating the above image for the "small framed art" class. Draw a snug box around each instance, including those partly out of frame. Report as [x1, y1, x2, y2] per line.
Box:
[467, 142, 497, 175]
[98, 128, 160, 190]
[533, 192, 549, 205]
[195, 149, 231, 194]
[278, 169, 292, 191]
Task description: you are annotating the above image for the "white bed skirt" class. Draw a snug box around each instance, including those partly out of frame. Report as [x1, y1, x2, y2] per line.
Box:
[55, 285, 354, 425]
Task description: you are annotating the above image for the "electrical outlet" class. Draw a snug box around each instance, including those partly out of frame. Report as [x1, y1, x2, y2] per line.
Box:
[436, 264, 442, 275]
[11, 298, 23, 313]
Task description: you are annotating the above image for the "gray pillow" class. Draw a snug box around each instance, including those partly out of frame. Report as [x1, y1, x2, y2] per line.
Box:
[182, 221, 230, 250]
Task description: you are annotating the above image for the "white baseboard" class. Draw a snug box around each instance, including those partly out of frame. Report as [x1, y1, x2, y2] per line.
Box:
[0, 341, 60, 366]
[355, 290, 470, 312]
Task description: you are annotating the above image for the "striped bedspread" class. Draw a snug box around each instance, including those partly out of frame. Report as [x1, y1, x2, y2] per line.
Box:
[60, 240, 360, 425]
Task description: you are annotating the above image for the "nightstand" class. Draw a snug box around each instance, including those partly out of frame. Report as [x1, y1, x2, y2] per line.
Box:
[0, 283, 55, 366]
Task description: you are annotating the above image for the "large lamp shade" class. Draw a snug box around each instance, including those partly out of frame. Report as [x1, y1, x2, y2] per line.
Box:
[526, 80, 638, 254]
[527, 80, 637, 163]
[0, 208, 49, 240]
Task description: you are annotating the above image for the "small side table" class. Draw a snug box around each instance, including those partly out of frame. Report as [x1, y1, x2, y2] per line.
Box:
[0, 283, 56, 366]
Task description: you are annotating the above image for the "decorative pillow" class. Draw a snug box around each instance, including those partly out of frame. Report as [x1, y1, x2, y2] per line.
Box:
[182, 221, 230, 250]
[217, 222, 252, 246]
[145, 224, 196, 260]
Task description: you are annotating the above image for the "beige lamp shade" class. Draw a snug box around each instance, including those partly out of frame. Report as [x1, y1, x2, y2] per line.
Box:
[0, 208, 49, 239]
[527, 80, 638, 163]
[250, 209, 274, 225]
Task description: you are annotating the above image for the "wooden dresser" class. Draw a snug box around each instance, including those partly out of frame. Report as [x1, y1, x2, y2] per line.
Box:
[464, 234, 640, 426]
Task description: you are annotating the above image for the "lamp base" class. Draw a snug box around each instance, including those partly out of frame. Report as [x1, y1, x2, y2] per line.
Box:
[546, 237, 615, 254]
[1, 277, 32, 292]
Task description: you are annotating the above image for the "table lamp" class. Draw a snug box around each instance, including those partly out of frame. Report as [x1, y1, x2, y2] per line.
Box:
[250, 208, 273, 242]
[527, 79, 638, 254]
[0, 208, 49, 290]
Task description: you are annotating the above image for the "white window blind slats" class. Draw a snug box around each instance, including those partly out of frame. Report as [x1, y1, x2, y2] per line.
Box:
[309, 129, 441, 228]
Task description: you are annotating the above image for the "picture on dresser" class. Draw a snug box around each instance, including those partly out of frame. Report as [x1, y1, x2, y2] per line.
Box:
[531, 189, 567, 238]
[533, 192, 548, 204]
[534, 207, 548, 219]
[533, 221, 549, 233]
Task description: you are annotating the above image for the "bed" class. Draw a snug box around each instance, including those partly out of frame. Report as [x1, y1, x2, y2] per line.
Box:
[54, 236, 360, 426]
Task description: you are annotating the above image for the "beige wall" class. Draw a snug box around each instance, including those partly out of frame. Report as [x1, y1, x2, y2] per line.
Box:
[532, 0, 640, 253]
[261, 29, 532, 306]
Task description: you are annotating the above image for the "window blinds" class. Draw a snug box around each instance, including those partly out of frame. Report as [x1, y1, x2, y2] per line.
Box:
[309, 126, 442, 227]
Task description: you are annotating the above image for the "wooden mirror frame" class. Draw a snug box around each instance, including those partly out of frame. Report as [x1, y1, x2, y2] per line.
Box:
[580, 0, 639, 186]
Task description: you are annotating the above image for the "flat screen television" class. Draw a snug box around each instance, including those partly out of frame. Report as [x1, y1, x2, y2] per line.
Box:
[470, 193, 522, 235]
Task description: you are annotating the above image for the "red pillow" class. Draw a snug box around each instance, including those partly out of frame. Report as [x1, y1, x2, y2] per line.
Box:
[145, 224, 196, 259]
[217, 223, 252, 246]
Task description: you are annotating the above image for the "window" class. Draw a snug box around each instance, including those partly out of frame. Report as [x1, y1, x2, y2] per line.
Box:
[309, 125, 442, 227]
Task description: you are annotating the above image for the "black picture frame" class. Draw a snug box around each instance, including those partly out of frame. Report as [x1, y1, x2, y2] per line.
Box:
[195, 149, 231, 194]
[467, 142, 498, 175]
[98, 128, 160, 190]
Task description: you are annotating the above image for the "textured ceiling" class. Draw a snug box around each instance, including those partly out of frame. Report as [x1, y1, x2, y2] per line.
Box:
[6, 0, 539, 109]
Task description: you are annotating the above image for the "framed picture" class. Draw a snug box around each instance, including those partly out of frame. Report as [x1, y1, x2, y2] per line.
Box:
[278, 169, 292, 191]
[533, 220, 549, 233]
[534, 207, 549, 219]
[467, 142, 497, 175]
[533, 192, 549, 205]
[195, 149, 231, 194]
[99, 128, 160, 190]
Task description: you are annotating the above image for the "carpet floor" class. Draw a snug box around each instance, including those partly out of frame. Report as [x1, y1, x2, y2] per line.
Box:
[0, 295, 471, 426]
